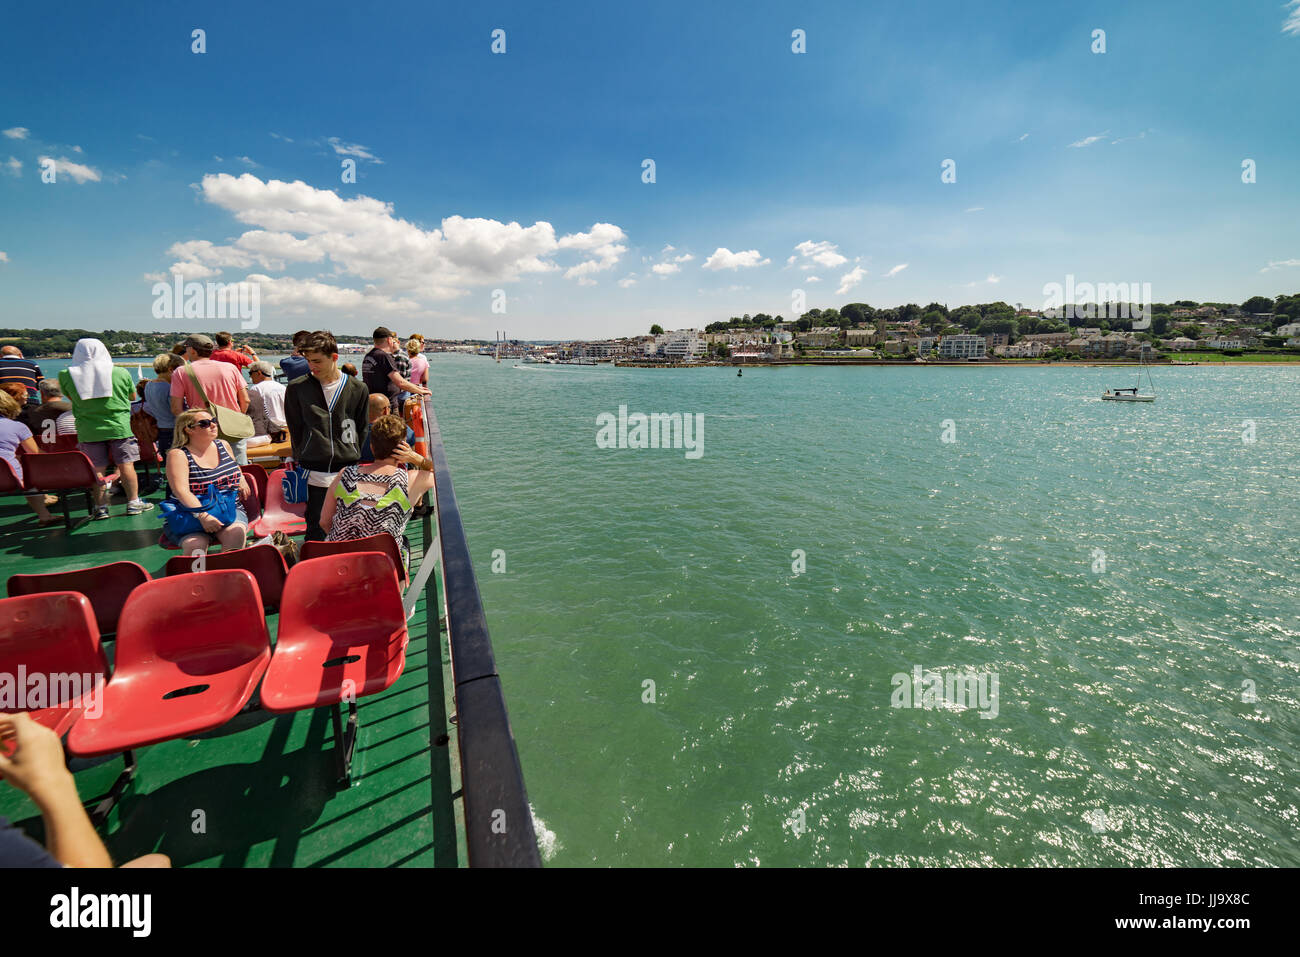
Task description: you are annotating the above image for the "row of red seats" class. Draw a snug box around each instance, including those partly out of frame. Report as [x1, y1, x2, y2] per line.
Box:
[6, 534, 408, 634]
[0, 551, 408, 790]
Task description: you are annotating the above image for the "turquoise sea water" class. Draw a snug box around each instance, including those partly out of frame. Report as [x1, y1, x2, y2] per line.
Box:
[429, 355, 1299, 867]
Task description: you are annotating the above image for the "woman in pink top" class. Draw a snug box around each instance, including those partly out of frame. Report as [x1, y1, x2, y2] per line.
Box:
[406, 339, 429, 388]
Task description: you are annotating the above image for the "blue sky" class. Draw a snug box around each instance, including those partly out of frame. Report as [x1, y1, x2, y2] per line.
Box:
[1, 0, 1298, 339]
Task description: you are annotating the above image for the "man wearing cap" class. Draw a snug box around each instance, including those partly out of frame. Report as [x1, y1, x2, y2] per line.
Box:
[362, 326, 430, 415]
[169, 333, 251, 464]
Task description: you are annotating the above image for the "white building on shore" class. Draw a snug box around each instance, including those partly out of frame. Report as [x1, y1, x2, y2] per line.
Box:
[938, 335, 986, 359]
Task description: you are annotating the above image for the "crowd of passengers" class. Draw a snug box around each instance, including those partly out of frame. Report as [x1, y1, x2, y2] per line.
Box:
[0, 327, 434, 573]
[0, 328, 436, 868]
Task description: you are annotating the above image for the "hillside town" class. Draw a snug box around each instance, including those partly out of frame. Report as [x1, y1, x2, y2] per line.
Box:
[461, 294, 1300, 365]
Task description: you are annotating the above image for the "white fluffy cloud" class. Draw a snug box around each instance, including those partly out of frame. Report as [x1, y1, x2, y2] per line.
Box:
[3, 157, 19, 176]
[703, 247, 770, 270]
[2, 127, 28, 140]
[651, 262, 680, 276]
[0, 251, 9, 263]
[156, 173, 628, 311]
[36, 155, 102, 184]
[1285, 0, 1300, 35]
[792, 239, 848, 269]
[558, 222, 628, 281]
[836, 265, 867, 295]
[618, 276, 637, 287]
[246, 274, 421, 315]
[887, 263, 909, 277]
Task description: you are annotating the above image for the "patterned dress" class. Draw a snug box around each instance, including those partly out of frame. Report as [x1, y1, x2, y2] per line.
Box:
[326, 465, 413, 573]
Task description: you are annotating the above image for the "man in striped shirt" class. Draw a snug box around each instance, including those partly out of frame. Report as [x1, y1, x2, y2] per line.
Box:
[0, 346, 42, 408]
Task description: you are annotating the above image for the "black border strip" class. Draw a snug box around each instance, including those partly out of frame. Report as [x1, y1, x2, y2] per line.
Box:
[422, 398, 540, 867]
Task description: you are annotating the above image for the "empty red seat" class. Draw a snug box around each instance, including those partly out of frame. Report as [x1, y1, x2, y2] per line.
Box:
[0, 592, 108, 737]
[8, 561, 151, 639]
[163, 544, 288, 613]
[66, 569, 272, 758]
[20, 450, 99, 529]
[250, 468, 307, 537]
[300, 533, 407, 588]
[240, 464, 269, 508]
[260, 552, 409, 783]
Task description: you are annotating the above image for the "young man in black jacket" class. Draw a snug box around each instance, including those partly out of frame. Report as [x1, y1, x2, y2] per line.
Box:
[284, 330, 370, 540]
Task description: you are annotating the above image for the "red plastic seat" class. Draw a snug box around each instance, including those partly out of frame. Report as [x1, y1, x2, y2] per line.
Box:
[0, 592, 108, 737]
[300, 534, 407, 588]
[21, 449, 99, 490]
[240, 464, 269, 508]
[250, 468, 307, 537]
[162, 544, 288, 613]
[37, 434, 79, 454]
[0, 458, 21, 495]
[260, 553, 409, 783]
[66, 570, 272, 758]
[20, 450, 99, 529]
[8, 561, 152, 639]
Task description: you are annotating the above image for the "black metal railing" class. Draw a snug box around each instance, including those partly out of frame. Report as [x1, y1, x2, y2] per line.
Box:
[419, 397, 540, 867]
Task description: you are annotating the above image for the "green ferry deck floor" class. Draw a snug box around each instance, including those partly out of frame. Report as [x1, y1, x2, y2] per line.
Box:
[0, 487, 467, 867]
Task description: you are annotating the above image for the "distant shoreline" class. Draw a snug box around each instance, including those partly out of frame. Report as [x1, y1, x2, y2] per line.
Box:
[615, 358, 1300, 369]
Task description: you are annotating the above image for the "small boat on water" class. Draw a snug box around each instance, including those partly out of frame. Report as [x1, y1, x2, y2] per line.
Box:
[1102, 350, 1156, 402]
[1101, 387, 1154, 402]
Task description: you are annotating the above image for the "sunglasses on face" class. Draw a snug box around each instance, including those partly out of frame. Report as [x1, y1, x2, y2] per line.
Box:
[191, 419, 217, 429]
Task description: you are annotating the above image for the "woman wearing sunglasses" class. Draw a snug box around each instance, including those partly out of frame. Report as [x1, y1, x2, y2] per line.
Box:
[164, 408, 252, 554]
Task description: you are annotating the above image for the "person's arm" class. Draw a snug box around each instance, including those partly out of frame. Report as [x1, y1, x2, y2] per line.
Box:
[218, 441, 252, 499]
[392, 442, 433, 473]
[165, 448, 205, 511]
[169, 374, 185, 416]
[283, 384, 303, 459]
[0, 713, 112, 868]
[319, 472, 342, 533]
[387, 369, 430, 396]
[19, 436, 40, 455]
[236, 382, 249, 414]
[409, 469, 436, 502]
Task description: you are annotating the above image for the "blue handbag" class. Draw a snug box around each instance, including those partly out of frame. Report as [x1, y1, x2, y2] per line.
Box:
[282, 463, 309, 504]
[160, 484, 238, 538]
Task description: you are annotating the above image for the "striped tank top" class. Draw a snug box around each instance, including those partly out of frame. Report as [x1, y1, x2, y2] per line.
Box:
[177, 442, 242, 497]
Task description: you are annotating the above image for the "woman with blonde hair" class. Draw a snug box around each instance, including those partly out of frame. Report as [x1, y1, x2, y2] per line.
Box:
[163, 408, 251, 554]
[405, 338, 429, 390]
[0, 391, 56, 525]
[143, 353, 184, 454]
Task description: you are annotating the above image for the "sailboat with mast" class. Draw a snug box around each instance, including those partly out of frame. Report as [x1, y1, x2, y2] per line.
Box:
[1102, 347, 1155, 402]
